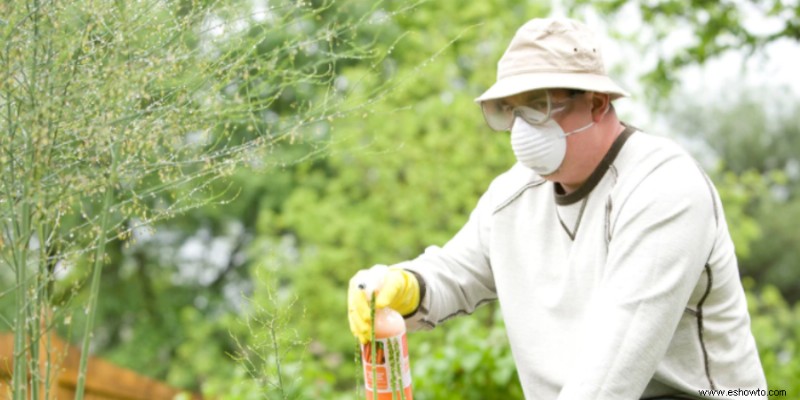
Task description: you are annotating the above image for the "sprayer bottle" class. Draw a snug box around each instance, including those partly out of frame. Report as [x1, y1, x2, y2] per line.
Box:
[357, 267, 413, 400]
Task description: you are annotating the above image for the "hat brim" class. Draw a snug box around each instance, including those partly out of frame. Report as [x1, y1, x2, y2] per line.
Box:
[474, 72, 629, 103]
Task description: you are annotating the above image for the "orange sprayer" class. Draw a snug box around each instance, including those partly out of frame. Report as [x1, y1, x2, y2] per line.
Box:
[355, 266, 413, 400]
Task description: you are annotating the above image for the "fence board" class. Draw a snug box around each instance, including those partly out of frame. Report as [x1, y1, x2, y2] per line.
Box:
[0, 333, 200, 400]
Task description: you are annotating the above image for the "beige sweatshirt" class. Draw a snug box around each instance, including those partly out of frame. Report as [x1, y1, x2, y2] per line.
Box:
[398, 126, 767, 399]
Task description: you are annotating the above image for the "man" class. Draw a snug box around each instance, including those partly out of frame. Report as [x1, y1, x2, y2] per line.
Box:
[347, 17, 767, 399]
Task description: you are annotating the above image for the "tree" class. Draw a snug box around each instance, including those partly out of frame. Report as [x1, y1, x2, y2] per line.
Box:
[1, 0, 396, 397]
[567, 0, 800, 98]
[241, 1, 550, 396]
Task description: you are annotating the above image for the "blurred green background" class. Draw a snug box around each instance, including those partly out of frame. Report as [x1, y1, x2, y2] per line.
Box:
[2, 0, 799, 399]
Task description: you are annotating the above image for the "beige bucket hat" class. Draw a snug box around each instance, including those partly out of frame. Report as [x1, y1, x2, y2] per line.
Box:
[475, 18, 629, 103]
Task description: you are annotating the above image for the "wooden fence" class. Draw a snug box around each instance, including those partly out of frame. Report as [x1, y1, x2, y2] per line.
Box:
[0, 333, 201, 400]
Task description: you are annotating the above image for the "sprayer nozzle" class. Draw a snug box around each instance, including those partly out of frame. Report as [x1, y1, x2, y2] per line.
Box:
[354, 265, 388, 297]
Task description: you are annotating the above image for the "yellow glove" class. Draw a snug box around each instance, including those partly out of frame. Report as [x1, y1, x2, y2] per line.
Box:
[348, 265, 421, 343]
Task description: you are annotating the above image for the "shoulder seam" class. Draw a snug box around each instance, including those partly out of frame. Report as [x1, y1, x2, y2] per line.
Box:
[695, 162, 720, 226]
[697, 264, 717, 391]
[493, 179, 547, 214]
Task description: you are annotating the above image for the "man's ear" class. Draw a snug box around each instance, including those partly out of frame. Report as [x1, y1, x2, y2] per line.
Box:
[590, 92, 611, 121]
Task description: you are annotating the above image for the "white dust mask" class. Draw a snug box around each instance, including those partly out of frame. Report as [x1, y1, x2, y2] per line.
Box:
[510, 116, 596, 176]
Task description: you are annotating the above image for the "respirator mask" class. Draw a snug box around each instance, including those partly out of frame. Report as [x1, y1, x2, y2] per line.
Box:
[481, 90, 601, 175]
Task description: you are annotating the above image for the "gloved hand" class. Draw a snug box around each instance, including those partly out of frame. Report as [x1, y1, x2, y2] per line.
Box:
[348, 265, 421, 343]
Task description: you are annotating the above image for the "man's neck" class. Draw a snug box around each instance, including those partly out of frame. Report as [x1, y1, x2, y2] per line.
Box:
[556, 121, 626, 195]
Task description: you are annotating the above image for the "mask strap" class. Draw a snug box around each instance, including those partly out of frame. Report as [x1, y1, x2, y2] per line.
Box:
[561, 102, 610, 138]
[562, 121, 594, 137]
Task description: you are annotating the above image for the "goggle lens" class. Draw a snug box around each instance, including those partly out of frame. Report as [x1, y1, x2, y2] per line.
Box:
[480, 90, 574, 131]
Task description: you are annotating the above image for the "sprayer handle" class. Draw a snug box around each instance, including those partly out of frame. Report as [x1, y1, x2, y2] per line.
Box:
[348, 265, 420, 343]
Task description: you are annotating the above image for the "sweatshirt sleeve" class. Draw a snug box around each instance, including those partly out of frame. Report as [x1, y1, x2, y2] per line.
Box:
[397, 187, 497, 331]
[557, 157, 717, 399]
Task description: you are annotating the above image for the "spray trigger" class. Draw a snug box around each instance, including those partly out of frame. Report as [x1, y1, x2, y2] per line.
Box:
[354, 265, 389, 298]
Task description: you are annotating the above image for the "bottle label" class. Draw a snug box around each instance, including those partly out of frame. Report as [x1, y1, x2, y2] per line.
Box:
[362, 332, 412, 399]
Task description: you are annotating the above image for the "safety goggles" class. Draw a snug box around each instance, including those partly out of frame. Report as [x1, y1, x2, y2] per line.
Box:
[480, 90, 574, 131]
